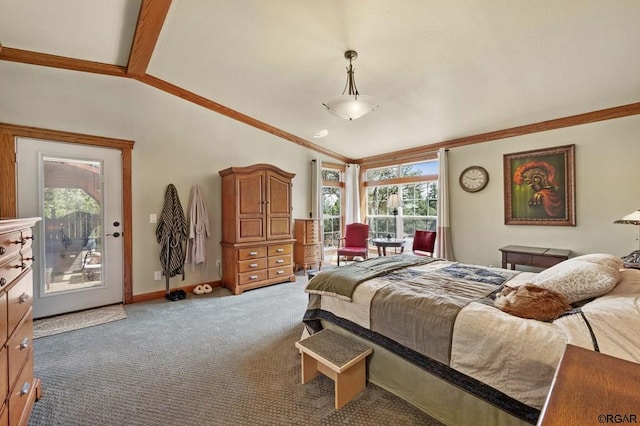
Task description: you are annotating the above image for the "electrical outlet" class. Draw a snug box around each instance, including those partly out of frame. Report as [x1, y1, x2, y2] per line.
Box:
[154, 270, 162, 280]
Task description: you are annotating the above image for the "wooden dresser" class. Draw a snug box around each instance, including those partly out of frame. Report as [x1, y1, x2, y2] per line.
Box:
[0, 217, 41, 425]
[219, 164, 296, 295]
[293, 219, 322, 272]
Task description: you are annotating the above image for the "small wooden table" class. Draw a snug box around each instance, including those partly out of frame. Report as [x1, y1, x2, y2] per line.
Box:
[371, 238, 405, 256]
[537, 344, 640, 425]
[499, 245, 570, 270]
[295, 329, 372, 409]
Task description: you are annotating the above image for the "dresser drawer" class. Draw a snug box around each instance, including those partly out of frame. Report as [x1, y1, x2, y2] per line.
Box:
[268, 255, 291, 268]
[303, 244, 322, 258]
[0, 256, 27, 293]
[7, 270, 33, 335]
[238, 270, 268, 285]
[238, 258, 268, 273]
[8, 351, 34, 426]
[8, 312, 33, 391]
[305, 221, 321, 242]
[269, 266, 292, 279]
[268, 244, 291, 256]
[0, 403, 7, 426]
[0, 346, 8, 409]
[238, 247, 267, 260]
[0, 293, 6, 344]
[0, 231, 23, 267]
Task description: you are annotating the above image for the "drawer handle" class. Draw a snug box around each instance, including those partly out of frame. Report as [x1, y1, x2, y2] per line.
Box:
[249, 275, 258, 280]
[14, 262, 27, 270]
[276, 259, 284, 264]
[19, 293, 30, 303]
[249, 263, 258, 268]
[276, 248, 284, 253]
[276, 270, 284, 275]
[24, 256, 35, 262]
[0, 247, 5, 255]
[12, 239, 25, 246]
[249, 251, 258, 256]
[0, 278, 5, 287]
[20, 382, 30, 396]
[20, 337, 30, 350]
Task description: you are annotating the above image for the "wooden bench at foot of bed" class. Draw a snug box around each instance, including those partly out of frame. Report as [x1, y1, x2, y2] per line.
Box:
[295, 329, 373, 409]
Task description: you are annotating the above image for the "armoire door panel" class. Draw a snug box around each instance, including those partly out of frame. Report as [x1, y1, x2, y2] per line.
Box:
[238, 219, 264, 241]
[238, 174, 264, 216]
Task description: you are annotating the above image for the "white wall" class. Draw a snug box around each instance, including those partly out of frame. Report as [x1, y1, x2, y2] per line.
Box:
[449, 114, 640, 266]
[2, 60, 639, 295]
[0, 61, 335, 296]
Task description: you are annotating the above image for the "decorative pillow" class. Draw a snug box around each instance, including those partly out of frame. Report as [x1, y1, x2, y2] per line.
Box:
[531, 260, 620, 304]
[565, 253, 624, 271]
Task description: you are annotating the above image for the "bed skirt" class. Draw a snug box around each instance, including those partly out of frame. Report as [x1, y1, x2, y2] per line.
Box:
[310, 316, 539, 426]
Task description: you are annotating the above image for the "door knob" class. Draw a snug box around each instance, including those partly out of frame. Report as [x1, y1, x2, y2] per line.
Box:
[106, 232, 121, 238]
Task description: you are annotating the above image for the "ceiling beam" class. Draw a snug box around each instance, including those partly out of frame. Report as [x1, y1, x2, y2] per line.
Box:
[355, 102, 640, 166]
[0, 47, 127, 77]
[138, 74, 352, 163]
[127, 0, 172, 78]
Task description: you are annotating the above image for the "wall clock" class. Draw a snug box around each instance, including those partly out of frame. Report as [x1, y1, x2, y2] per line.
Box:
[459, 166, 489, 193]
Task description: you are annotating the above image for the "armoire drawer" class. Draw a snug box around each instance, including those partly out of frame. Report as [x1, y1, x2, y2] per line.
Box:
[268, 266, 293, 279]
[238, 247, 267, 260]
[238, 258, 268, 273]
[268, 244, 291, 256]
[268, 255, 291, 268]
[238, 270, 268, 285]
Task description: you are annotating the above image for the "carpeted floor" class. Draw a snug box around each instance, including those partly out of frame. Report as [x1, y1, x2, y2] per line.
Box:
[33, 304, 127, 339]
[28, 274, 444, 426]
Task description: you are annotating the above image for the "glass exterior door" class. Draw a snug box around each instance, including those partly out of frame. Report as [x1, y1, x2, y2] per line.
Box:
[17, 138, 123, 318]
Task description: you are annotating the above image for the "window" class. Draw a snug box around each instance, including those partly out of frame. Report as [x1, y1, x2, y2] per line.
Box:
[365, 160, 438, 240]
[321, 164, 344, 250]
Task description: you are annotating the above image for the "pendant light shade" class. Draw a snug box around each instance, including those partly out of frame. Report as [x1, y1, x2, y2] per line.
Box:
[323, 50, 378, 120]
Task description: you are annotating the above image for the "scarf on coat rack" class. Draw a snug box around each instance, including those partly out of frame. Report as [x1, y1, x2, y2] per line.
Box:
[185, 184, 210, 270]
[156, 184, 188, 285]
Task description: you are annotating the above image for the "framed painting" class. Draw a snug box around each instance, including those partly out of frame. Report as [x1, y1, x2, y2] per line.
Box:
[504, 144, 575, 226]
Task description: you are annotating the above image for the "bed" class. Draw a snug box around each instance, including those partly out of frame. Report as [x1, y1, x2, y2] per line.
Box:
[301, 253, 640, 425]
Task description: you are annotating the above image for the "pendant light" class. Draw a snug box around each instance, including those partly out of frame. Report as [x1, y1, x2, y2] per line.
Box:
[323, 50, 378, 120]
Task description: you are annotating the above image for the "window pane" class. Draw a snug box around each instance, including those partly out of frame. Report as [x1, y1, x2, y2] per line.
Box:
[400, 160, 438, 177]
[322, 169, 340, 181]
[366, 166, 399, 182]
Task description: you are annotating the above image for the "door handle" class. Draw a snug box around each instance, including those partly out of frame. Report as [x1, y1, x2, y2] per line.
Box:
[106, 232, 121, 238]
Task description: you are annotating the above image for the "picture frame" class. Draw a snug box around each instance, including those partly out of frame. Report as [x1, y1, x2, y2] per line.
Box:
[504, 144, 575, 226]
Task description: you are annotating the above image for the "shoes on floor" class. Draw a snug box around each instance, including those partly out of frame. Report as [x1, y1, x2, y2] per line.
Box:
[166, 290, 187, 301]
[202, 284, 213, 294]
[193, 285, 205, 295]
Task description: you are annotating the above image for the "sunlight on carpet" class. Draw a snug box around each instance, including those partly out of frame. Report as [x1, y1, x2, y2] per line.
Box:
[34, 304, 127, 339]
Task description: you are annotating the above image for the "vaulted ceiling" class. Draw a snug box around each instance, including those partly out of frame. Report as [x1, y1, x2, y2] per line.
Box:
[1, 1, 640, 163]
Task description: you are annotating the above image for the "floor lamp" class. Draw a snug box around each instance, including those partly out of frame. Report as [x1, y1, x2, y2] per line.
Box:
[614, 209, 640, 264]
[387, 194, 401, 240]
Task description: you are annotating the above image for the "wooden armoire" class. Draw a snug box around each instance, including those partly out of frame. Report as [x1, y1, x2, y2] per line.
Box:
[219, 164, 296, 295]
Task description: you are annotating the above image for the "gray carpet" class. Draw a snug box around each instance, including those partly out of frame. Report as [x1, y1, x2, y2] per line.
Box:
[28, 274, 444, 426]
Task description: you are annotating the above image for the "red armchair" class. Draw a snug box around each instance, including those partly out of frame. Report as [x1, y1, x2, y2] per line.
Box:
[412, 230, 436, 256]
[337, 223, 370, 266]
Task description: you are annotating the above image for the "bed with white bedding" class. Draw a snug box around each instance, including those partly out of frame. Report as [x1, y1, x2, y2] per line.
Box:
[302, 253, 640, 425]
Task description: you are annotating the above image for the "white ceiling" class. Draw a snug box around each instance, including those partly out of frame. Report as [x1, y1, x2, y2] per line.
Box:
[1, 0, 639, 160]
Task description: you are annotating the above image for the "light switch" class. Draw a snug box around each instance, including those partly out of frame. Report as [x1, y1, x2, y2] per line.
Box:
[150, 214, 157, 223]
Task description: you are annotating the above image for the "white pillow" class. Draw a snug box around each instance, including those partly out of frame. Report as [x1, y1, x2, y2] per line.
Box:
[566, 253, 624, 271]
[531, 260, 620, 304]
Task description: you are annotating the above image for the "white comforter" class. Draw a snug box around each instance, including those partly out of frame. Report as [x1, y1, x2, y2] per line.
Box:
[450, 268, 640, 408]
[312, 262, 640, 409]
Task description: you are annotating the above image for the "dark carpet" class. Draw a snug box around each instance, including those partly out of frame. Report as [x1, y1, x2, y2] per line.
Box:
[28, 274, 444, 425]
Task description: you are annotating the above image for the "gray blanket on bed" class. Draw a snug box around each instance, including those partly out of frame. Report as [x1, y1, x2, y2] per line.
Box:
[371, 264, 518, 364]
[305, 254, 438, 301]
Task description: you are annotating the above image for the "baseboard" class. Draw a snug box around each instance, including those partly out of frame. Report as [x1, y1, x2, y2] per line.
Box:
[130, 280, 222, 303]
